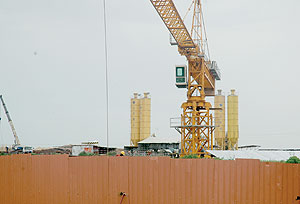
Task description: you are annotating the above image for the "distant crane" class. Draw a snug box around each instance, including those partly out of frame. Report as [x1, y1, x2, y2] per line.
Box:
[149, 0, 221, 156]
[0, 95, 21, 148]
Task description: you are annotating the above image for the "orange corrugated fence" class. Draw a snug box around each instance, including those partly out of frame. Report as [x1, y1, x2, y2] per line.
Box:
[0, 154, 299, 204]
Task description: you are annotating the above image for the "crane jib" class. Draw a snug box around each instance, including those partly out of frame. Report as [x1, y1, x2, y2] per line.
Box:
[150, 0, 197, 55]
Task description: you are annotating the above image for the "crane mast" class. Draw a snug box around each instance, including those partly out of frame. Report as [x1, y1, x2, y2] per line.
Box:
[0, 95, 21, 148]
[150, 0, 220, 156]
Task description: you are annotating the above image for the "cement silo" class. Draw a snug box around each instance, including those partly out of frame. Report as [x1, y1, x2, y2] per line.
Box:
[130, 93, 140, 146]
[227, 89, 239, 150]
[139, 93, 151, 141]
[214, 90, 225, 149]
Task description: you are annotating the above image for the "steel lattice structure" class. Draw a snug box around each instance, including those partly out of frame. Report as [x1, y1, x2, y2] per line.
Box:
[150, 0, 220, 156]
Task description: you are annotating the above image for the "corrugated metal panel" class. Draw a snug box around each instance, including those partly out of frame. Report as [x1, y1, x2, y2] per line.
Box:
[0, 154, 300, 203]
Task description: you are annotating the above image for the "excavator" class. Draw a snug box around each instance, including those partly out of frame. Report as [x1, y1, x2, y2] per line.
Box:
[149, 0, 221, 156]
[0, 95, 32, 153]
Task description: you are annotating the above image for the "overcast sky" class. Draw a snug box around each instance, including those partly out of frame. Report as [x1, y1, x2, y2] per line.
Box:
[0, 0, 299, 148]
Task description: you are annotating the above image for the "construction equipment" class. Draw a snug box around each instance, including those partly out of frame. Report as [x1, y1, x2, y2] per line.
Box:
[149, 0, 221, 156]
[227, 89, 239, 150]
[0, 95, 21, 148]
[214, 90, 225, 149]
[130, 93, 151, 146]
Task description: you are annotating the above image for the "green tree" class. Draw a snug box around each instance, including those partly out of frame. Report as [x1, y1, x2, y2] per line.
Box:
[286, 156, 300, 164]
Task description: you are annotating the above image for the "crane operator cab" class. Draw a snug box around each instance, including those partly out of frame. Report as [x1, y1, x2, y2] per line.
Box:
[175, 65, 187, 88]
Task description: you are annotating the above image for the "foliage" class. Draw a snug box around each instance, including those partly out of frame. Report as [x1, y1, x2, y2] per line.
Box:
[261, 160, 285, 163]
[182, 154, 199, 159]
[107, 151, 117, 156]
[213, 157, 224, 160]
[0, 152, 8, 156]
[286, 156, 300, 164]
[78, 151, 96, 156]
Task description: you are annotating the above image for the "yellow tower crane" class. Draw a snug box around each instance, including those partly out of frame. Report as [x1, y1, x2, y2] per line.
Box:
[149, 0, 221, 156]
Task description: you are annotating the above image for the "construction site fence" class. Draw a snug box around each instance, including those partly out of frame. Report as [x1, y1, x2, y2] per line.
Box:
[0, 154, 300, 204]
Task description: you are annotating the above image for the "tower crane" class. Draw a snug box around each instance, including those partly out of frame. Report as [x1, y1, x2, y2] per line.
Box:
[0, 95, 21, 148]
[149, 0, 221, 156]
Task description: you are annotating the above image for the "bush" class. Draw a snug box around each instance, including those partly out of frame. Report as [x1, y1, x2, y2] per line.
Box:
[78, 151, 96, 156]
[107, 151, 116, 156]
[182, 154, 199, 159]
[0, 152, 8, 156]
[286, 156, 300, 164]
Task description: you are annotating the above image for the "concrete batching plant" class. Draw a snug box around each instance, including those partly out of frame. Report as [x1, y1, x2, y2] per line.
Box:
[130, 93, 151, 146]
[227, 89, 239, 150]
[214, 90, 225, 149]
[214, 89, 239, 150]
[130, 93, 141, 146]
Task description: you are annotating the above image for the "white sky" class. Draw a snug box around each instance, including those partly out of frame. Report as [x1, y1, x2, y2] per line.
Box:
[0, 0, 299, 148]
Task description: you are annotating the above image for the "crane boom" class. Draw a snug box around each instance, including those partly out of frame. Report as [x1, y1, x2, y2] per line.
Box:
[150, 0, 199, 56]
[0, 95, 20, 147]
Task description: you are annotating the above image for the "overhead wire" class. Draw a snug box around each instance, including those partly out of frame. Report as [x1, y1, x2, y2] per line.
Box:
[102, 0, 111, 199]
[102, 0, 109, 155]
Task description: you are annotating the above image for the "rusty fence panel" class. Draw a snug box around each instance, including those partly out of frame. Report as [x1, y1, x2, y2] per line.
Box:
[0, 154, 299, 204]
